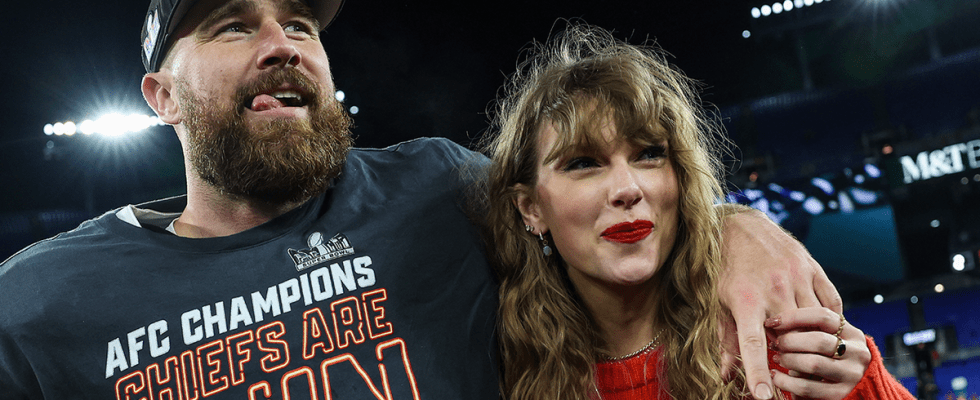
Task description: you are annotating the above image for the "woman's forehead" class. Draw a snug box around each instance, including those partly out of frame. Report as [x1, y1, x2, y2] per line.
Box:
[537, 115, 668, 162]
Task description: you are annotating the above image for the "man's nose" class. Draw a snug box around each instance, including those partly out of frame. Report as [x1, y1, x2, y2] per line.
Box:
[256, 23, 301, 69]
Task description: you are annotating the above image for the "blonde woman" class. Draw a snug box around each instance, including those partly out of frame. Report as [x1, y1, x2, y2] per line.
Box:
[480, 23, 912, 400]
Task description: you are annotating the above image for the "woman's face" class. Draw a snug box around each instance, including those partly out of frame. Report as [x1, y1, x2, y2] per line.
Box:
[518, 117, 680, 288]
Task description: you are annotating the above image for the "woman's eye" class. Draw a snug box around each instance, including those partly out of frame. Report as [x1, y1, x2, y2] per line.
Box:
[563, 157, 599, 171]
[638, 145, 667, 161]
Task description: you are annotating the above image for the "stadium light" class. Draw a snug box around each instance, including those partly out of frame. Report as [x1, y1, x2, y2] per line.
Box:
[811, 177, 835, 195]
[838, 192, 855, 213]
[864, 163, 882, 178]
[803, 197, 824, 215]
[751, 0, 829, 18]
[952, 251, 975, 272]
[44, 113, 164, 138]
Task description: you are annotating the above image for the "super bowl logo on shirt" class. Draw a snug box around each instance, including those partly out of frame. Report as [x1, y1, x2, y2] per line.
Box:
[288, 232, 355, 271]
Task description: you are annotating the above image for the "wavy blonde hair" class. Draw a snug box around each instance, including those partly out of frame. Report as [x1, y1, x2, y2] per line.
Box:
[477, 23, 740, 400]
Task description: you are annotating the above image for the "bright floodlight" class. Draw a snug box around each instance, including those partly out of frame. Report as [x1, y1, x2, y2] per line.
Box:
[874, 294, 884, 304]
[773, 2, 783, 13]
[804, 0, 814, 6]
[795, 0, 804, 7]
[335, 90, 345, 102]
[953, 254, 966, 271]
[935, 283, 945, 293]
[349, 105, 359, 115]
[931, 219, 940, 228]
[761, 5, 772, 16]
[742, 30, 752, 39]
[910, 295, 918, 304]
[751, 7, 762, 18]
[784, 0, 794, 11]
[44, 113, 163, 138]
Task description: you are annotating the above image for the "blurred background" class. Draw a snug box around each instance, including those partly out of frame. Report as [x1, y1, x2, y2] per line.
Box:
[1, 0, 979, 398]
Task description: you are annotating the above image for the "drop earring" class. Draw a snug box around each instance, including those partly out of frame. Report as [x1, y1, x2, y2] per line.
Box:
[539, 232, 552, 256]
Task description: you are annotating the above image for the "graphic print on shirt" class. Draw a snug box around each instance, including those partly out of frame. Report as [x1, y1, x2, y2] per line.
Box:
[288, 232, 355, 271]
[103, 232, 422, 399]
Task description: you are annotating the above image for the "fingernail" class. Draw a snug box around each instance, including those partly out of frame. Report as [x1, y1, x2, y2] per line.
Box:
[764, 317, 781, 328]
[771, 352, 781, 365]
[770, 369, 777, 378]
[755, 383, 773, 400]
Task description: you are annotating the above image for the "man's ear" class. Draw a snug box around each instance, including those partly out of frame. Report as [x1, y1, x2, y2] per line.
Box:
[142, 72, 180, 124]
[513, 183, 548, 233]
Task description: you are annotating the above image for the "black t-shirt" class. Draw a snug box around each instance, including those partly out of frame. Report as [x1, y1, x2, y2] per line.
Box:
[0, 138, 499, 399]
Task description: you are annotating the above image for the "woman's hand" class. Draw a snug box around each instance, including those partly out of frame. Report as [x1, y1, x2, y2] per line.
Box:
[765, 307, 871, 400]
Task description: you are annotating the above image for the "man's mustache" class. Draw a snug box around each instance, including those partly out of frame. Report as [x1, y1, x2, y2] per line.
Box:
[233, 69, 321, 114]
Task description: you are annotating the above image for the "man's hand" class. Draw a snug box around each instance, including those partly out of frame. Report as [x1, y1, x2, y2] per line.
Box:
[717, 205, 842, 400]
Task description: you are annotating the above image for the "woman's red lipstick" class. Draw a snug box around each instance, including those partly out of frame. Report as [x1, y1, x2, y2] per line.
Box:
[601, 220, 654, 244]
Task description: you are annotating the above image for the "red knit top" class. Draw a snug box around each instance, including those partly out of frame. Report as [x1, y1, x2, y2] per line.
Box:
[594, 337, 914, 400]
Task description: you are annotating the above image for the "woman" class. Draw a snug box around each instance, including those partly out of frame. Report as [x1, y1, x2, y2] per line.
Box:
[479, 23, 911, 400]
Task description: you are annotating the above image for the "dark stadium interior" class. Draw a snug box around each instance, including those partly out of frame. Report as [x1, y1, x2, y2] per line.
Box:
[2, 1, 979, 398]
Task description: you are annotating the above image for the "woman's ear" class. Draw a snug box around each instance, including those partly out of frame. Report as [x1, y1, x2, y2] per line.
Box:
[513, 183, 548, 233]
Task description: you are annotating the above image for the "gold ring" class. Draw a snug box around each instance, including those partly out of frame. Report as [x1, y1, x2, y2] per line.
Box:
[834, 337, 846, 358]
[835, 313, 846, 336]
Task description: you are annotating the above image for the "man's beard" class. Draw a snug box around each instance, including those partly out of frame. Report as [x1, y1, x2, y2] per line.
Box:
[177, 68, 353, 205]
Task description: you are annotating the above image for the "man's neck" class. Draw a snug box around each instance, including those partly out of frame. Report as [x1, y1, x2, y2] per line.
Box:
[174, 179, 307, 238]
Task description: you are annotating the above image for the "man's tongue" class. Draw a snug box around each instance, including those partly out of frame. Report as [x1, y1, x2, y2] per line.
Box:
[251, 94, 284, 112]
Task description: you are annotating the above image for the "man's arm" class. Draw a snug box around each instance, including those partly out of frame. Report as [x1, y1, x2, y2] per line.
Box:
[717, 204, 843, 400]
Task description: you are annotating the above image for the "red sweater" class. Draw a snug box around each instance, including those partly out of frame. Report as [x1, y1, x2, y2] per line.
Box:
[594, 337, 914, 400]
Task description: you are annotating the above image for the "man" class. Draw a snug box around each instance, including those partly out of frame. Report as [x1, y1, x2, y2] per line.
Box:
[0, 0, 840, 398]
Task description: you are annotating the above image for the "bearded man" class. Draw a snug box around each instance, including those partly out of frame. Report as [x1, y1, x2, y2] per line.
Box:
[0, 0, 842, 398]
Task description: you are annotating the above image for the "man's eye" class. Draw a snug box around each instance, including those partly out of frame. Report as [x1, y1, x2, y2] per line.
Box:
[218, 23, 246, 34]
[563, 157, 599, 171]
[284, 22, 313, 34]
